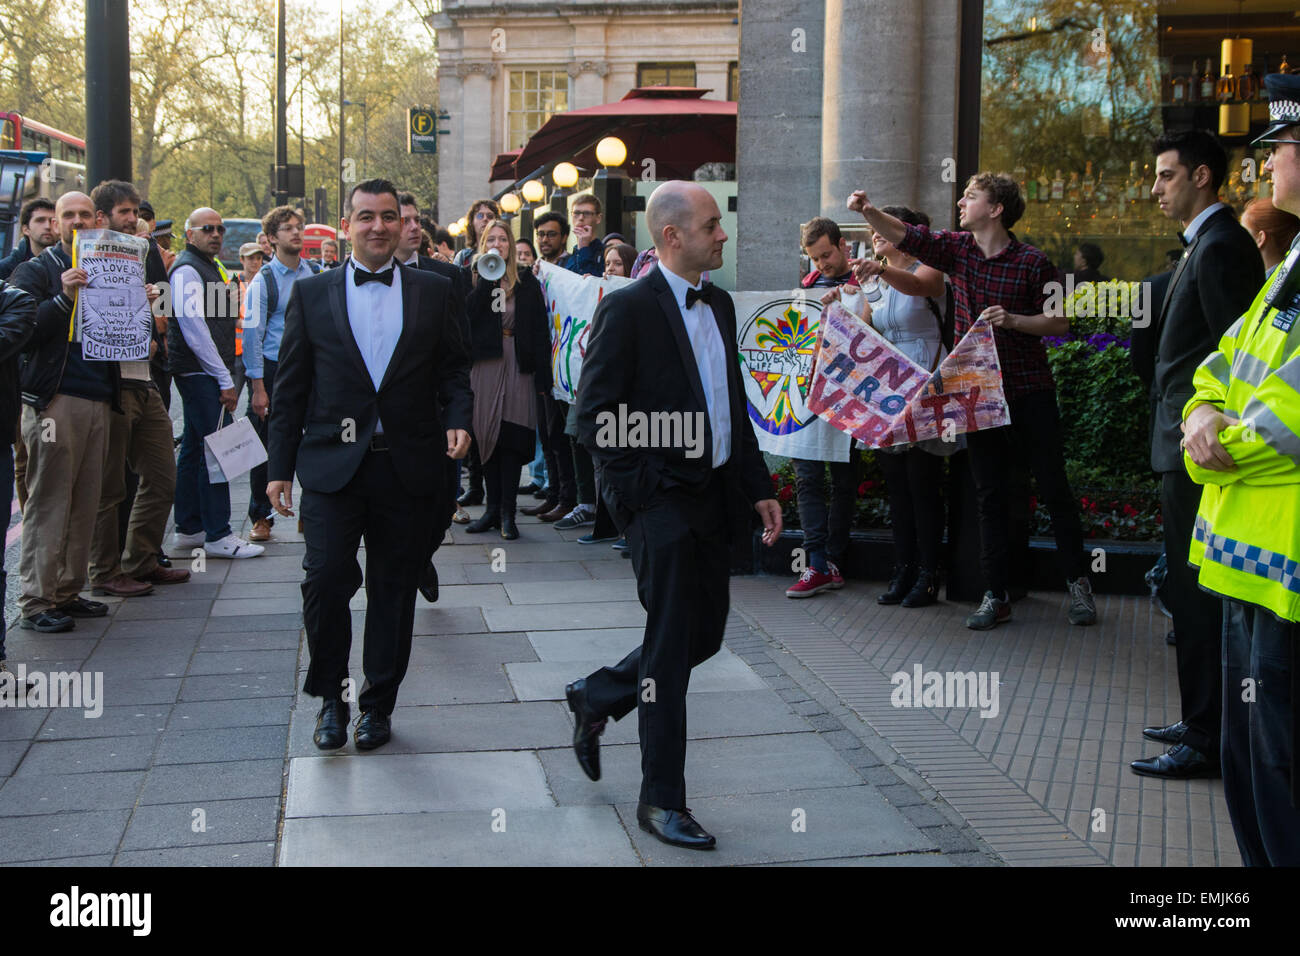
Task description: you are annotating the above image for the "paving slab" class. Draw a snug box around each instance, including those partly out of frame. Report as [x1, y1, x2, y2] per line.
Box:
[120, 797, 280, 850]
[384, 663, 517, 706]
[284, 750, 553, 817]
[506, 649, 767, 701]
[279, 806, 638, 866]
[0, 809, 131, 862]
[615, 786, 937, 866]
[178, 671, 297, 701]
[204, 612, 302, 632]
[155, 725, 289, 765]
[597, 689, 812, 745]
[288, 701, 570, 757]
[168, 696, 295, 730]
[211, 598, 303, 617]
[539, 732, 863, 807]
[526, 629, 645, 661]
[15, 734, 160, 776]
[220, 557, 306, 582]
[0, 770, 145, 815]
[113, 598, 214, 621]
[485, 601, 646, 633]
[84, 648, 194, 679]
[407, 606, 489, 636]
[186, 649, 299, 676]
[583, 560, 638, 579]
[0, 710, 49, 740]
[195, 629, 302, 653]
[138, 759, 284, 805]
[216, 582, 308, 601]
[504, 580, 640, 605]
[98, 676, 182, 705]
[462, 561, 595, 584]
[114, 842, 277, 867]
[352, 584, 510, 610]
[100, 619, 206, 641]
[37, 706, 171, 740]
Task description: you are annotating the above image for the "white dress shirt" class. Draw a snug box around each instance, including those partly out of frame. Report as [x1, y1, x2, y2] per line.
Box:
[1183, 201, 1227, 244]
[345, 256, 403, 434]
[657, 262, 731, 468]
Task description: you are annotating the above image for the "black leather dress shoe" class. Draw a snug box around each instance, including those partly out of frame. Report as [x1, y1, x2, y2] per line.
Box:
[636, 803, 716, 849]
[418, 561, 439, 603]
[313, 698, 349, 750]
[58, 596, 109, 618]
[1130, 742, 1220, 779]
[1142, 719, 1187, 744]
[465, 512, 501, 534]
[500, 515, 519, 540]
[458, 486, 484, 507]
[521, 499, 555, 517]
[354, 710, 392, 750]
[565, 679, 606, 781]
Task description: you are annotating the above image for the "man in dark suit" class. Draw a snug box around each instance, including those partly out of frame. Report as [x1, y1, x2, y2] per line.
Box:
[267, 178, 473, 752]
[564, 181, 782, 849]
[1132, 130, 1265, 780]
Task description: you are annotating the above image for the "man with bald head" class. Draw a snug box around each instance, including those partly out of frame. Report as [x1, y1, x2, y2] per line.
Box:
[168, 207, 264, 560]
[10, 192, 123, 631]
[565, 180, 783, 849]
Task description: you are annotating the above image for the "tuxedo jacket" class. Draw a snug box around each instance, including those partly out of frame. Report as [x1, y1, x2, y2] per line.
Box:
[1151, 207, 1263, 473]
[575, 265, 770, 539]
[268, 261, 473, 498]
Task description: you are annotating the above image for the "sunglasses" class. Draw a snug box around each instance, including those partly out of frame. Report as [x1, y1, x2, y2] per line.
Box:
[195, 224, 226, 235]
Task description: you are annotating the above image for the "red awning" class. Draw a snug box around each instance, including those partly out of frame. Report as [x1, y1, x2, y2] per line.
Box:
[509, 88, 735, 182]
[490, 149, 522, 182]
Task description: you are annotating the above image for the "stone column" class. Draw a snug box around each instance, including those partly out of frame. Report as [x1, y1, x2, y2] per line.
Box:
[436, 66, 466, 227]
[736, 0, 826, 290]
[820, 0, 922, 219]
[459, 61, 498, 207]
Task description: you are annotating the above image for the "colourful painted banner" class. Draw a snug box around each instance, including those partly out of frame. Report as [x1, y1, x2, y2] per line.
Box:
[537, 261, 632, 402]
[734, 291, 851, 462]
[808, 302, 1010, 448]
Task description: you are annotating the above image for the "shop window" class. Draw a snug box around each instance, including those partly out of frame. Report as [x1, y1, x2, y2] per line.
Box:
[507, 69, 570, 151]
[637, 63, 696, 88]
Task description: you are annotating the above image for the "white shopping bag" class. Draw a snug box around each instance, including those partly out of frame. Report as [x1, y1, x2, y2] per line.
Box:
[204, 415, 268, 483]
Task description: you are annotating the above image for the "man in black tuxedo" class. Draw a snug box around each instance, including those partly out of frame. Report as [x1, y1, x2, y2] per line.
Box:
[564, 181, 782, 849]
[267, 179, 473, 752]
[1131, 130, 1265, 780]
[396, 191, 472, 603]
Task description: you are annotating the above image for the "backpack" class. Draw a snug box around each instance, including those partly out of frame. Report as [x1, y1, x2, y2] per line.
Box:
[258, 258, 321, 318]
[925, 282, 955, 354]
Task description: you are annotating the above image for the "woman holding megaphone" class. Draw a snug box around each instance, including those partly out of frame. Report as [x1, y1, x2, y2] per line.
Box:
[464, 219, 554, 539]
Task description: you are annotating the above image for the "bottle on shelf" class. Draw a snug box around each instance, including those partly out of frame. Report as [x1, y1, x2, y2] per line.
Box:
[1199, 59, 1215, 101]
[1081, 161, 1096, 202]
[1037, 168, 1051, 203]
[1094, 170, 1107, 204]
[1187, 59, 1201, 103]
[1012, 163, 1027, 194]
[1126, 160, 1141, 202]
[1238, 62, 1260, 103]
[1217, 63, 1236, 102]
[1279, 54, 1291, 76]
[1172, 63, 1188, 104]
[1051, 169, 1065, 201]
[1141, 163, 1153, 200]
[1067, 171, 1081, 203]
[1026, 173, 1038, 202]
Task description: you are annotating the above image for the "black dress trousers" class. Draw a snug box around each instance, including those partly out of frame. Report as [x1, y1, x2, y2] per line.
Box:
[300, 447, 437, 715]
[582, 471, 731, 809]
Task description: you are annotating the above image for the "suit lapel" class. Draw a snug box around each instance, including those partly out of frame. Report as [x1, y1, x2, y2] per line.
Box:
[378, 263, 418, 393]
[328, 264, 373, 389]
[650, 268, 708, 413]
[1155, 233, 1201, 343]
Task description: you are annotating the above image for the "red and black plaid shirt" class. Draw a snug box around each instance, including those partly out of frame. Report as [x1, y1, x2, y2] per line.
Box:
[897, 224, 1061, 399]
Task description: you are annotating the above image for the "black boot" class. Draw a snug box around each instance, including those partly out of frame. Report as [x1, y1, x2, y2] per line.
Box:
[877, 564, 917, 605]
[467, 452, 502, 534]
[500, 513, 519, 540]
[901, 568, 937, 607]
[459, 440, 485, 506]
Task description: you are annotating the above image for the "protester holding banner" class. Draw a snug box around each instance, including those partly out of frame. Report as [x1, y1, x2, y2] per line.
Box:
[463, 220, 553, 540]
[787, 217, 860, 598]
[849, 174, 1096, 630]
[837, 206, 949, 608]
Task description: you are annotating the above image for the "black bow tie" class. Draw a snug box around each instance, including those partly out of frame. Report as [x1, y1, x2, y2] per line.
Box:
[685, 283, 715, 308]
[353, 266, 394, 287]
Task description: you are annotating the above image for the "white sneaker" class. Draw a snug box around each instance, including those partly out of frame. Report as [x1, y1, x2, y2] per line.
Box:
[204, 534, 265, 559]
[172, 531, 205, 549]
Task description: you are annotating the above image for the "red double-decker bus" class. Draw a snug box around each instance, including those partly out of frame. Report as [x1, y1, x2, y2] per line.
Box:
[0, 112, 86, 166]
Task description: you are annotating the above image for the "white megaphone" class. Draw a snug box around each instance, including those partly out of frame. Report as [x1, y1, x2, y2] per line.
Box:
[475, 250, 506, 281]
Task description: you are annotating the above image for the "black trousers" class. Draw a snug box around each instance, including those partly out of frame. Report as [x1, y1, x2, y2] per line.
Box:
[877, 447, 944, 571]
[1221, 599, 1300, 865]
[583, 473, 730, 809]
[1161, 469, 1223, 756]
[540, 394, 576, 506]
[482, 439, 527, 520]
[964, 390, 1086, 596]
[300, 449, 436, 715]
[248, 357, 276, 522]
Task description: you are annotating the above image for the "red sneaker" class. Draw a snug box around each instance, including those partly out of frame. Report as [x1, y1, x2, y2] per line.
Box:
[826, 560, 845, 589]
[786, 567, 835, 598]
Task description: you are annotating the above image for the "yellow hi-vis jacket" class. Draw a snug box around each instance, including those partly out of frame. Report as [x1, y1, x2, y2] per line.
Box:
[1184, 242, 1300, 622]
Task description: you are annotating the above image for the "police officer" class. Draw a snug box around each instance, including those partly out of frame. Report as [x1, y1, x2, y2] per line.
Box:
[1181, 72, 1300, 866]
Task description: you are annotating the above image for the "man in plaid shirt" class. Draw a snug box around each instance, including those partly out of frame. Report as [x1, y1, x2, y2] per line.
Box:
[848, 173, 1096, 630]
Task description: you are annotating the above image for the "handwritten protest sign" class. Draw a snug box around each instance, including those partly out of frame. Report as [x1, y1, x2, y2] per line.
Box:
[808, 301, 1009, 448]
[735, 291, 850, 462]
[72, 229, 152, 361]
[537, 261, 632, 402]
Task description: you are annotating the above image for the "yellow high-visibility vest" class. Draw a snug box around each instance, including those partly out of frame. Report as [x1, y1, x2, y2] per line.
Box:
[1184, 242, 1300, 622]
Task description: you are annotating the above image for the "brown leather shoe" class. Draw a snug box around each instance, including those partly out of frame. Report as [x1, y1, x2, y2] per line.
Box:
[135, 566, 192, 586]
[91, 574, 154, 597]
[248, 518, 272, 541]
[539, 501, 574, 522]
[520, 499, 557, 517]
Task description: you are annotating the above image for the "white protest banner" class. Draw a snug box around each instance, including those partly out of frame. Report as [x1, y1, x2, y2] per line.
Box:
[537, 260, 632, 403]
[735, 291, 850, 462]
[72, 229, 152, 362]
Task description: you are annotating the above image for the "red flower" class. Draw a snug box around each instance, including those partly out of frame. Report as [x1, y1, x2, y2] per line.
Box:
[1080, 496, 1090, 508]
[1029, 495, 1038, 511]
[858, 481, 869, 496]
[1104, 519, 1113, 529]
[1122, 504, 1137, 517]
[778, 486, 793, 503]
[864, 480, 876, 491]
[770, 473, 781, 487]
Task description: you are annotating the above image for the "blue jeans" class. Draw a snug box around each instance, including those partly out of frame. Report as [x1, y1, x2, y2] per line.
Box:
[0, 444, 12, 661]
[793, 455, 859, 573]
[530, 435, 546, 486]
[174, 374, 233, 542]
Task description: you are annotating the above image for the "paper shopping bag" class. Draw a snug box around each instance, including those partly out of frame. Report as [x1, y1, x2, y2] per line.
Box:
[203, 416, 268, 483]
